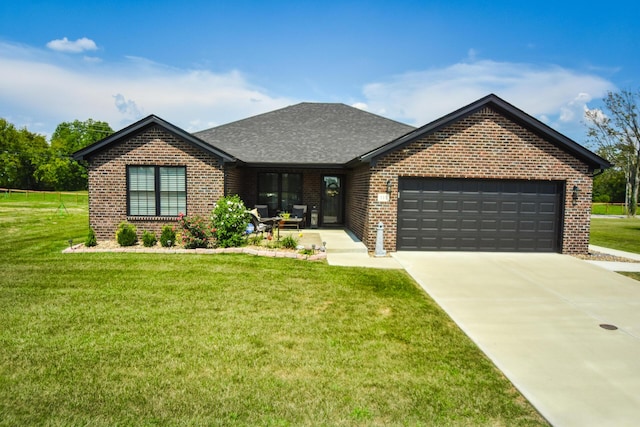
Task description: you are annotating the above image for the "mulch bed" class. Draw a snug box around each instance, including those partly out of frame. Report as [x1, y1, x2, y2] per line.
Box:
[64, 240, 327, 261]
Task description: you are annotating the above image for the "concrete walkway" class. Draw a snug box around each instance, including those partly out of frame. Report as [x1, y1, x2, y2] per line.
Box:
[318, 228, 402, 269]
[393, 252, 640, 427]
[588, 244, 640, 272]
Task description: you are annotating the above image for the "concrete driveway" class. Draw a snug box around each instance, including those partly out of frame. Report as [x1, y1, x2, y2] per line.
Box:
[393, 252, 640, 427]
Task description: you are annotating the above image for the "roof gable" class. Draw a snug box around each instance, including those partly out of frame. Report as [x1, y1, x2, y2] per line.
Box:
[194, 103, 415, 166]
[358, 94, 611, 170]
[73, 115, 235, 162]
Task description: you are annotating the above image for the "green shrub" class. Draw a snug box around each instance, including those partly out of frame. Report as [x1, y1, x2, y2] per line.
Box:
[211, 195, 250, 248]
[141, 230, 157, 247]
[116, 222, 137, 247]
[248, 233, 263, 246]
[160, 225, 176, 247]
[179, 214, 212, 249]
[280, 234, 299, 249]
[85, 227, 97, 247]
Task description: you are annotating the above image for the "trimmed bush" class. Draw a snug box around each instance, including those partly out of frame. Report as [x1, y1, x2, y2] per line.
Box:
[85, 227, 97, 247]
[116, 222, 137, 247]
[141, 230, 157, 247]
[179, 214, 212, 249]
[211, 195, 250, 248]
[160, 225, 176, 247]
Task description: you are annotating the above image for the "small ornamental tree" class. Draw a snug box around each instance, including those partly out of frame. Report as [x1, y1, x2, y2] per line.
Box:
[211, 195, 250, 248]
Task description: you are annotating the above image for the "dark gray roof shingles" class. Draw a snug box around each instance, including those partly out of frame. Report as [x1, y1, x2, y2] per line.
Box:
[193, 103, 415, 165]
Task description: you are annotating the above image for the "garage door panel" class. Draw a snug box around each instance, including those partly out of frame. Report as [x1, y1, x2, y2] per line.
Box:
[421, 200, 439, 211]
[398, 178, 561, 252]
[442, 200, 459, 212]
[539, 202, 556, 213]
[538, 220, 556, 232]
[399, 198, 419, 211]
[481, 201, 499, 213]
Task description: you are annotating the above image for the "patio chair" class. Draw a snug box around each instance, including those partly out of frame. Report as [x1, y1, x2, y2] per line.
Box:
[253, 205, 278, 231]
[291, 204, 308, 228]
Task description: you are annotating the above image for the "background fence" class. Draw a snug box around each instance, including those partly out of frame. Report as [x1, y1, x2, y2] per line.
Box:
[1, 188, 88, 203]
[591, 203, 627, 215]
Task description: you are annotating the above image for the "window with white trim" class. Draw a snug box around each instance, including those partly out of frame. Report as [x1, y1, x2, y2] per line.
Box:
[128, 166, 186, 216]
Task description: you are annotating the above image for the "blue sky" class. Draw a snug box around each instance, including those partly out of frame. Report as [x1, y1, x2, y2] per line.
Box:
[1, 1, 638, 144]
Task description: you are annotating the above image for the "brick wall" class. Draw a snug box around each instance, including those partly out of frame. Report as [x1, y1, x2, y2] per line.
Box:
[364, 107, 593, 254]
[87, 125, 225, 240]
[345, 164, 371, 246]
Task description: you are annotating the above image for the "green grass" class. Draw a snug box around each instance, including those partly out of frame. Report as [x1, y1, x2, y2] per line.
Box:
[590, 217, 640, 253]
[620, 272, 640, 281]
[591, 203, 627, 215]
[0, 193, 546, 426]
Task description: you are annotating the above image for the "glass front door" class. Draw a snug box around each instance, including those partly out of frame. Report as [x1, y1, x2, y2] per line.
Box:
[321, 175, 344, 225]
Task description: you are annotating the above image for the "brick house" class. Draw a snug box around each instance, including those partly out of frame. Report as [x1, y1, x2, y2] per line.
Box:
[73, 94, 610, 254]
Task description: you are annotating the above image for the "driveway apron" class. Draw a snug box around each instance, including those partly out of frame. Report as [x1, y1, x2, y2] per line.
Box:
[393, 252, 640, 427]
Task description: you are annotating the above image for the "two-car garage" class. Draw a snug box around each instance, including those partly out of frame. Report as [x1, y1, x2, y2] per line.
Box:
[397, 178, 563, 252]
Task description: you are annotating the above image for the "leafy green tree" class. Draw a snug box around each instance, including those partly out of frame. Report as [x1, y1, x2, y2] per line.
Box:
[35, 119, 113, 190]
[586, 90, 640, 215]
[0, 118, 48, 189]
[593, 168, 625, 203]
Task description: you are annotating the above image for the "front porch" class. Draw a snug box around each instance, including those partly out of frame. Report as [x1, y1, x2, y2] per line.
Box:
[226, 167, 350, 229]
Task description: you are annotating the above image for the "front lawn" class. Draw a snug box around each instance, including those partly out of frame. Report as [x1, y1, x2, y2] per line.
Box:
[0, 193, 546, 426]
[590, 217, 640, 254]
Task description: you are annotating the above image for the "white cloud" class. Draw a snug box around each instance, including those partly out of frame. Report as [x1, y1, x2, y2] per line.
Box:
[0, 41, 295, 136]
[358, 59, 616, 141]
[113, 94, 143, 120]
[584, 106, 608, 124]
[0, 40, 618, 143]
[46, 37, 98, 53]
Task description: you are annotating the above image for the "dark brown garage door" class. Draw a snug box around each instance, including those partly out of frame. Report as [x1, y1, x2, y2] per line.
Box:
[397, 178, 563, 252]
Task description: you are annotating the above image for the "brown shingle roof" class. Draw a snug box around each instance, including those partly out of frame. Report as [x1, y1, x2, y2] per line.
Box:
[193, 103, 415, 166]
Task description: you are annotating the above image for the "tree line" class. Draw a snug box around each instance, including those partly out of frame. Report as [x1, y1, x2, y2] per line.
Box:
[0, 118, 113, 191]
[586, 89, 640, 215]
[0, 90, 636, 209]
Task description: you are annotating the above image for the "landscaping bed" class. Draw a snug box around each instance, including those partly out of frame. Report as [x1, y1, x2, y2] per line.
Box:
[65, 232, 327, 261]
[573, 250, 640, 263]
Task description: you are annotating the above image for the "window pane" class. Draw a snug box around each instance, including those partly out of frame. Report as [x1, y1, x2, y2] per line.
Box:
[281, 173, 302, 211]
[160, 167, 186, 216]
[258, 172, 279, 212]
[129, 167, 156, 215]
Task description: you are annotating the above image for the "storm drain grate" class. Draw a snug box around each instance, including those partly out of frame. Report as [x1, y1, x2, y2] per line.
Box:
[599, 324, 618, 331]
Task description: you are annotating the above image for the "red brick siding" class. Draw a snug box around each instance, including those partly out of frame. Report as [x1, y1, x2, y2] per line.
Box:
[87, 125, 224, 240]
[224, 166, 246, 198]
[365, 107, 593, 254]
[345, 164, 371, 245]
